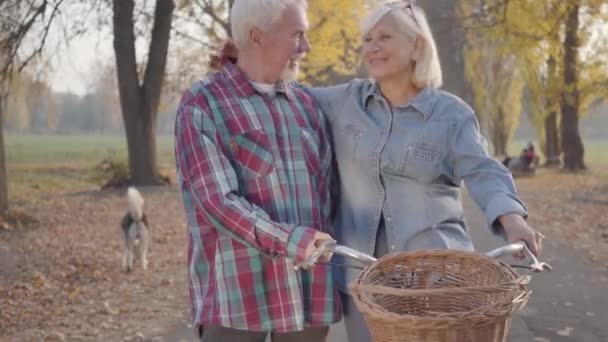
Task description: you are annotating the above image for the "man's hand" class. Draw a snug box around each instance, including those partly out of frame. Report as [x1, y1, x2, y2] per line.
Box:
[499, 213, 544, 257]
[304, 232, 335, 264]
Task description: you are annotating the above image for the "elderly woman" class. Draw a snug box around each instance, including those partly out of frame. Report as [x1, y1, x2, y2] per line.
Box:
[304, 1, 544, 341]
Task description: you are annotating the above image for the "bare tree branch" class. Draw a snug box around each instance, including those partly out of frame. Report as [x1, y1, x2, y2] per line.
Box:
[17, 0, 65, 72]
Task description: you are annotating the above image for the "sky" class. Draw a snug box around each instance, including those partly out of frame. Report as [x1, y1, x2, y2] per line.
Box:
[49, 34, 113, 96]
[46, 13, 205, 97]
[43, 1, 149, 97]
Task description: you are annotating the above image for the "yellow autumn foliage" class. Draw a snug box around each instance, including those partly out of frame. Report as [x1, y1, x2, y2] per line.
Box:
[303, 0, 367, 83]
[459, 0, 608, 155]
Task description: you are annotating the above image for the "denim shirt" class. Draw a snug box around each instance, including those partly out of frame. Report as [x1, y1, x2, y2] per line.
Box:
[306, 79, 527, 291]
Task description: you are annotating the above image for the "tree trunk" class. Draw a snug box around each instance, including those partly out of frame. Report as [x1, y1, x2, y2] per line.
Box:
[560, 2, 585, 171]
[0, 95, 8, 217]
[492, 109, 507, 156]
[419, 0, 474, 105]
[544, 56, 560, 167]
[112, 0, 175, 185]
[544, 111, 560, 167]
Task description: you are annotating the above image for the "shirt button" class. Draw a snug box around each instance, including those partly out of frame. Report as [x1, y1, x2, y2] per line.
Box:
[391, 245, 396, 250]
[386, 217, 392, 222]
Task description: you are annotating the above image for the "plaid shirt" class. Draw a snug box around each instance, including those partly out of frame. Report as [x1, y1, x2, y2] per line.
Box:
[175, 63, 340, 333]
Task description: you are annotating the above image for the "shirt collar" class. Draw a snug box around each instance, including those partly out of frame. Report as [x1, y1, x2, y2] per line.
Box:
[363, 80, 437, 120]
[222, 62, 295, 101]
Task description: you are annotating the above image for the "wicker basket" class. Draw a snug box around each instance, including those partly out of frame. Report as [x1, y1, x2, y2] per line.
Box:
[350, 250, 531, 342]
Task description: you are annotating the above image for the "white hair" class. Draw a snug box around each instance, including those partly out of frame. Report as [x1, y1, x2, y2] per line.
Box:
[230, 0, 306, 50]
[360, 3, 443, 89]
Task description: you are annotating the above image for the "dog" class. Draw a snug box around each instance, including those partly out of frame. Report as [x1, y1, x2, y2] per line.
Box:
[120, 187, 150, 272]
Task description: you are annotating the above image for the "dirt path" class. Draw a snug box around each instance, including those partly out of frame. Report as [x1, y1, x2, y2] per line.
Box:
[1, 167, 607, 342]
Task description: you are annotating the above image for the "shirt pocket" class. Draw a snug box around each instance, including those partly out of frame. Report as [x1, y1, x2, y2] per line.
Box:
[399, 125, 447, 183]
[229, 130, 275, 179]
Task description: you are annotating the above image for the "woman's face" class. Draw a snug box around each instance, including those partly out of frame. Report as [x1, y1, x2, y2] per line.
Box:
[362, 14, 417, 82]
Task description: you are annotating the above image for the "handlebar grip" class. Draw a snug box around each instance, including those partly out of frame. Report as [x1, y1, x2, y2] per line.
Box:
[294, 240, 377, 271]
[485, 242, 526, 259]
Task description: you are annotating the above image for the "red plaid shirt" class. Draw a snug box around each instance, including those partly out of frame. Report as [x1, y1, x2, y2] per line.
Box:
[175, 63, 340, 332]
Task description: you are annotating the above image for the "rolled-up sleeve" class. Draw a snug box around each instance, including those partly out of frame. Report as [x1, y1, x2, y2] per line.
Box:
[175, 101, 317, 262]
[449, 111, 527, 235]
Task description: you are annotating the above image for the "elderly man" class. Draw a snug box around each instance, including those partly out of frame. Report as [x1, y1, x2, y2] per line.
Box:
[174, 0, 340, 341]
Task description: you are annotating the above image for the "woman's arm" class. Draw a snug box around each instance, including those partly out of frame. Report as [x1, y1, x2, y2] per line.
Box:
[449, 110, 542, 255]
[449, 112, 526, 226]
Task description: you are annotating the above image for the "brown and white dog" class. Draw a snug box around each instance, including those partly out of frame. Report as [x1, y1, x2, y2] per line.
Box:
[120, 187, 149, 272]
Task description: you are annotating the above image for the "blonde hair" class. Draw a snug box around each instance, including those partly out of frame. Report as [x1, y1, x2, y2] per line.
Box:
[360, 2, 443, 88]
[230, 0, 306, 50]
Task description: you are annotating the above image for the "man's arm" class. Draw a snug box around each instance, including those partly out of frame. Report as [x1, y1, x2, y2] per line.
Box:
[296, 82, 349, 125]
[175, 100, 321, 263]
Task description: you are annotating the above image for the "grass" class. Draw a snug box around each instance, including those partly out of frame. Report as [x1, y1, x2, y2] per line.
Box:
[6, 134, 606, 167]
[5, 134, 176, 166]
[4, 134, 176, 204]
[3, 134, 606, 203]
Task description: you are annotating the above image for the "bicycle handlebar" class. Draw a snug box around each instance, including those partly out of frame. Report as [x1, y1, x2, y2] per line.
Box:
[294, 240, 552, 273]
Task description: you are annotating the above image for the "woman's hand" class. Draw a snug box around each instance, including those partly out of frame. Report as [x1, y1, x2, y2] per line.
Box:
[499, 213, 544, 257]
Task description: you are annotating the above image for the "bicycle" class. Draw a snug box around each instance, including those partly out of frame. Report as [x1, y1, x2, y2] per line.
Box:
[295, 241, 552, 342]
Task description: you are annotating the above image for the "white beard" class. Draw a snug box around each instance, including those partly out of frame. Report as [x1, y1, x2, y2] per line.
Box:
[280, 61, 300, 81]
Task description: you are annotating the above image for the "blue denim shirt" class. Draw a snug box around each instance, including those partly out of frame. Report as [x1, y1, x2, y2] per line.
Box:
[306, 79, 527, 292]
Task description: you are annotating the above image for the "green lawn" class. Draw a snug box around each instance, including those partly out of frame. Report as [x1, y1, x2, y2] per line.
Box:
[6, 134, 606, 166]
[3, 134, 606, 205]
[585, 142, 608, 165]
[5, 134, 176, 167]
[4, 134, 176, 203]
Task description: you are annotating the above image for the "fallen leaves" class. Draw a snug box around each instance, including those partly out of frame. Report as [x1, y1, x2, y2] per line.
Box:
[104, 300, 119, 316]
[0, 215, 13, 231]
[517, 168, 608, 266]
[44, 331, 66, 342]
[0, 188, 190, 341]
[0, 208, 39, 231]
[1, 166, 606, 341]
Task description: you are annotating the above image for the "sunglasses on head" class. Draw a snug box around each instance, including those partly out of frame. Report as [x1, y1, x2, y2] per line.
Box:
[385, 0, 419, 27]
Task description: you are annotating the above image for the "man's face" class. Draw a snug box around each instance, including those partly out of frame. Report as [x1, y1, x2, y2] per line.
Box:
[257, 1, 311, 81]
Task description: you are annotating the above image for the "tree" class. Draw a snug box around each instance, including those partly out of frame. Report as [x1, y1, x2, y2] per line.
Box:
[112, 0, 175, 184]
[458, 0, 607, 169]
[421, 0, 474, 105]
[0, 0, 69, 216]
[302, 0, 366, 84]
[0, 91, 6, 216]
[3, 72, 32, 132]
[88, 62, 122, 134]
[464, 40, 523, 155]
[1, 0, 221, 189]
[560, 1, 585, 170]
[542, 56, 561, 166]
[460, 1, 527, 155]
[174, 0, 234, 42]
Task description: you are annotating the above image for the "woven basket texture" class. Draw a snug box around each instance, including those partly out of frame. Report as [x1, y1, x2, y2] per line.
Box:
[351, 250, 531, 342]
